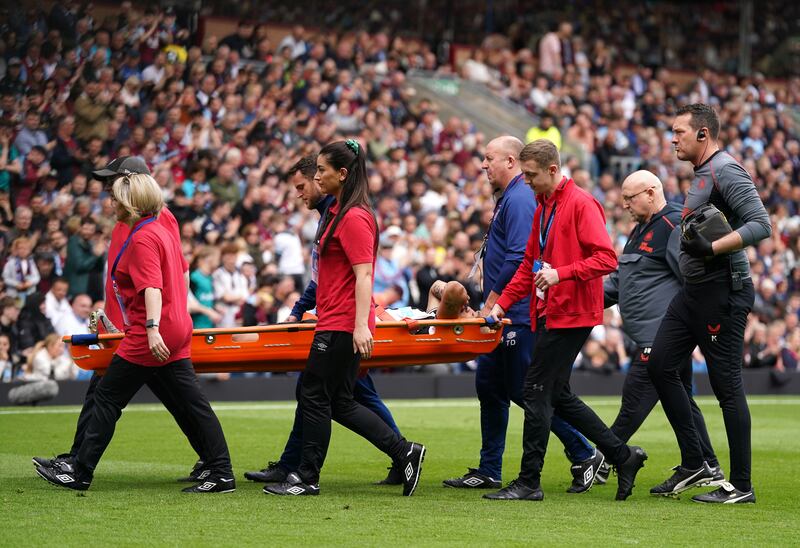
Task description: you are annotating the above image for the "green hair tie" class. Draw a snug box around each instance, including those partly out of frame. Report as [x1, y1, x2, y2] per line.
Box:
[345, 139, 360, 156]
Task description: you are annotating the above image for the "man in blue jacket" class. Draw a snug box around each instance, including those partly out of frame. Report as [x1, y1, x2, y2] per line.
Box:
[443, 136, 601, 494]
[245, 155, 405, 486]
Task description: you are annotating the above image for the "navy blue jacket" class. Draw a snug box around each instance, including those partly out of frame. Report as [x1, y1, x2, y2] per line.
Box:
[483, 173, 536, 325]
[290, 194, 336, 319]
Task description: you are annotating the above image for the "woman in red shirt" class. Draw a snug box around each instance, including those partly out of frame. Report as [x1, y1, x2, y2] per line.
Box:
[35, 173, 234, 494]
[265, 140, 426, 497]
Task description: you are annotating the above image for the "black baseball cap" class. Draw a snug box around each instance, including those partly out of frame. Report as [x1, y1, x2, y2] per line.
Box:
[92, 156, 151, 181]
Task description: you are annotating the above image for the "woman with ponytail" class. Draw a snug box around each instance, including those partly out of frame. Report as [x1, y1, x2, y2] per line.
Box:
[265, 140, 427, 497]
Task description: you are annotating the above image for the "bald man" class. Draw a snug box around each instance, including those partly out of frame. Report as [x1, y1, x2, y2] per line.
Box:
[443, 136, 599, 494]
[596, 171, 723, 485]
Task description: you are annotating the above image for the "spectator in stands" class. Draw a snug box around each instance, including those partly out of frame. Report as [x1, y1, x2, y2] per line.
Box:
[44, 277, 71, 327]
[213, 243, 249, 327]
[525, 112, 561, 150]
[2, 236, 39, 302]
[54, 293, 92, 337]
[0, 332, 21, 382]
[24, 333, 76, 381]
[63, 217, 105, 298]
[189, 246, 222, 329]
[16, 293, 55, 354]
[15, 109, 52, 158]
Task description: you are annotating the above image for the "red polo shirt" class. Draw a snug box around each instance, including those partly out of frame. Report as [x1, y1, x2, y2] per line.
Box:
[316, 203, 377, 333]
[105, 208, 187, 328]
[113, 217, 192, 366]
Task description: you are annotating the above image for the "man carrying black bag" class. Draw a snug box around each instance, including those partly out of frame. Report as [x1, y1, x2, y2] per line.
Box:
[648, 104, 771, 504]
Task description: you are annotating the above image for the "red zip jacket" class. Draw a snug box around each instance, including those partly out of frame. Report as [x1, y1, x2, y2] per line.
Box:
[496, 177, 617, 330]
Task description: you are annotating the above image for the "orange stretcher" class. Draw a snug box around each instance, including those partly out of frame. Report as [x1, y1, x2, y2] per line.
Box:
[65, 318, 507, 374]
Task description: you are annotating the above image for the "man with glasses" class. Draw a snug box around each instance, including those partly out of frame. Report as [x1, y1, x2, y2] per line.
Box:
[594, 170, 723, 486]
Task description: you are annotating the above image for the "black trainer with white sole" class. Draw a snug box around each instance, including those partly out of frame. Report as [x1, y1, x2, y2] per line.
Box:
[442, 468, 501, 489]
[244, 461, 289, 483]
[181, 474, 236, 493]
[483, 480, 544, 501]
[263, 472, 320, 496]
[691, 482, 755, 504]
[567, 450, 605, 493]
[36, 463, 91, 491]
[400, 442, 426, 496]
[650, 462, 714, 496]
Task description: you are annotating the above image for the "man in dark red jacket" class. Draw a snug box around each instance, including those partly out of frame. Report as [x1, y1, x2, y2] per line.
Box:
[484, 139, 648, 502]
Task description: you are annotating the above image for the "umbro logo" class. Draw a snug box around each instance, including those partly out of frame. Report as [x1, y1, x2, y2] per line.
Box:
[315, 342, 328, 351]
[405, 463, 415, 481]
[196, 470, 211, 480]
[287, 486, 306, 495]
[463, 477, 484, 487]
[197, 481, 217, 491]
[56, 474, 75, 483]
[506, 331, 516, 339]
[583, 468, 593, 485]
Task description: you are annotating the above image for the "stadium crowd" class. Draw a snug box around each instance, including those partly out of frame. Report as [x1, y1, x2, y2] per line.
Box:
[0, 3, 797, 384]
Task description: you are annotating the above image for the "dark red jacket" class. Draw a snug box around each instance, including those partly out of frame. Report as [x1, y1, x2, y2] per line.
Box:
[497, 177, 617, 330]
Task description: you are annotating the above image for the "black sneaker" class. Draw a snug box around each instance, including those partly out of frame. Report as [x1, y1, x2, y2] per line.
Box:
[181, 474, 236, 493]
[375, 462, 403, 485]
[483, 480, 544, 501]
[615, 445, 648, 501]
[400, 442, 426, 496]
[691, 482, 755, 504]
[649, 462, 714, 497]
[32, 453, 72, 469]
[567, 450, 605, 493]
[244, 461, 289, 483]
[707, 465, 726, 487]
[35, 463, 91, 491]
[443, 468, 501, 489]
[595, 461, 611, 485]
[177, 459, 210, 483]
[263, 472, 320, 496]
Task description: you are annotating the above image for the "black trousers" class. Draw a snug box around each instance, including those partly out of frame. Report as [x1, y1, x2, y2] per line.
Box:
[297, 331, 407, 484]
[611, 348, 718, 467]
[70, 371, 205, 462]
[519, 320, 629, 488]
[75, 356, 231, 477]
[648, 279, 754, 491]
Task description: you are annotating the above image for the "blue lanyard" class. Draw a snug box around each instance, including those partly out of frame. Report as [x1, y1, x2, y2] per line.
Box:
[538, 204, 557, 255]
[111, 217, 156, 325]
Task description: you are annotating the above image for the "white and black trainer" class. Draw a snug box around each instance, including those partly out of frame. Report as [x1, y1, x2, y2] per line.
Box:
[692, 482, 755, 504]
[182, 474, 236, 493]
[442, 468, 501, 489]
[567, 450, 605, 493]
[263, 472, 320, 496]
[401, 442, 426, 496]
[650, 462, 715, 496]
[36, 463, 91, 491]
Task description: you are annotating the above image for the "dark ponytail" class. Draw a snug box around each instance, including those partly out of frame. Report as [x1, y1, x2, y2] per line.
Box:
[319, 139, 378, 255]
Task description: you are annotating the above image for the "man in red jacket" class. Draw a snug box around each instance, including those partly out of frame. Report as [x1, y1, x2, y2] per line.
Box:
[484, 139, 648, 501]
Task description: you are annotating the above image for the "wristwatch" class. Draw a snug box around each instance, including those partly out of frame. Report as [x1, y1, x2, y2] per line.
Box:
[146, 319, 159, 329]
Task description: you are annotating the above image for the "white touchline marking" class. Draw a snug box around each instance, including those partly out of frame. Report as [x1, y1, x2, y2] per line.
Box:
[1, 397, 799, 416]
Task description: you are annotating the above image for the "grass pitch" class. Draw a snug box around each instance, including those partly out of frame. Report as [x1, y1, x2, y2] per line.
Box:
[1, 396, 797, 546]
